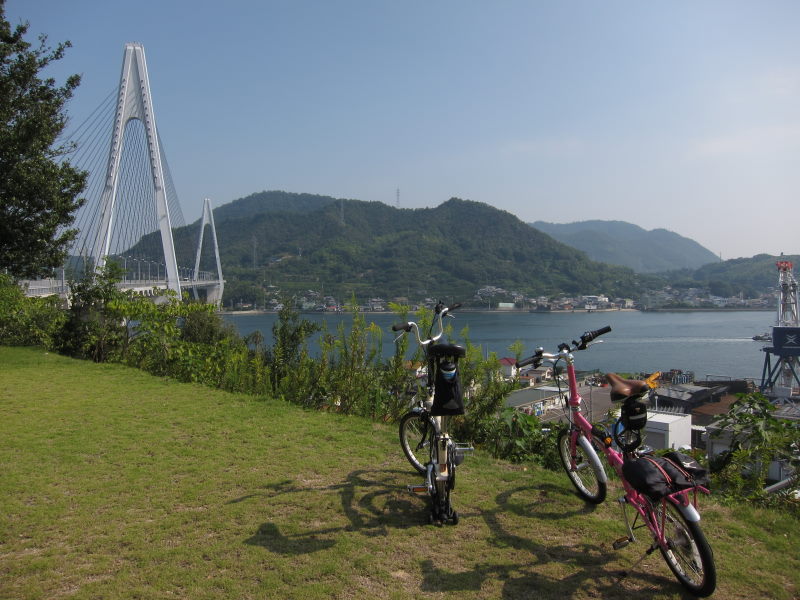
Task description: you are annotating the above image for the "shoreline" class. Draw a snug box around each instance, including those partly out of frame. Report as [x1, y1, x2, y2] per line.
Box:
[641, 307, 772, 313]
[219, 308, 641, 316]
[219, 307, 771, 316]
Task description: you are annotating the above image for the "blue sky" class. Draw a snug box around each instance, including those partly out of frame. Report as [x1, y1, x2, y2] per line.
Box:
[8, 0, 800, 259]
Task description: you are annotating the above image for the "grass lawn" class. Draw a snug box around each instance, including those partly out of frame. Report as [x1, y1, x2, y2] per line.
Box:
[1, 346, 797, 599]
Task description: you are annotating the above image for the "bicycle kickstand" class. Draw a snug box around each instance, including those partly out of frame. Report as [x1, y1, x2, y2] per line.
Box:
[614, 544, 658, 583]
[612, 496, 635, 550]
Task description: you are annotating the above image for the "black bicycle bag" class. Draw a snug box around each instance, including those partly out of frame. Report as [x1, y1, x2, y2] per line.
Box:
[430, 343, 466, 416]
[623, 453, 710, 500]
[663, 451, 710, 489]
[622, 456, 673, 500]
[620, 396, 648, 430]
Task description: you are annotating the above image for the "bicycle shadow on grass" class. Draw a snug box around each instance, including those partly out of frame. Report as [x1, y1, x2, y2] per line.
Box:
[241, 467, 429, 555]
[494, 482, 601, 521]
[244, 522, 337, 555]
[427, 481, 684, 599]
[416, 542, 681, 599]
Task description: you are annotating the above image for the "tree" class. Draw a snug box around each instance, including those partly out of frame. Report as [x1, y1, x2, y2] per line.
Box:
[711, 392, 800, 503]
[0, 2, 87, 279]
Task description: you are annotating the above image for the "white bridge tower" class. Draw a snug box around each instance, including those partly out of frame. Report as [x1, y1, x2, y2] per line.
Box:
[193, 198, 224, 305]
[90, 43, 181, 295]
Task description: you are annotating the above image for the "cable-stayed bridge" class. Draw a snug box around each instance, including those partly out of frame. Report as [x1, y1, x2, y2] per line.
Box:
[22, 43, 223, 306]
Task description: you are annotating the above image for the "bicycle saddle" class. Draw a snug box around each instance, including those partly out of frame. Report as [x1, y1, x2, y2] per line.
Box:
[430, 343, 466, 358]
[606, 372, 651, 401]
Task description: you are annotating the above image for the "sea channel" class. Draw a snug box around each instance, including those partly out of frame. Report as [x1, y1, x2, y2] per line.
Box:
[222, 309, 775, 381]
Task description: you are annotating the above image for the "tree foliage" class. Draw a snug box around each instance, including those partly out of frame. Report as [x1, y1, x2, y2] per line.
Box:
[162, 192, 650, 304]
[711, 392, 800, 507]
[0, 272, 65, 347]
[0, 3, 86, 278]
[55, 264, 130, 362]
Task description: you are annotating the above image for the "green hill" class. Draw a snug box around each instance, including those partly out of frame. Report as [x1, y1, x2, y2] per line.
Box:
[169, 192, 653, 304]
[2, 346, 797, 599]
[668, 253, 800, 297]
[531, 220, 720, 273]
[212, 190, 337, 221]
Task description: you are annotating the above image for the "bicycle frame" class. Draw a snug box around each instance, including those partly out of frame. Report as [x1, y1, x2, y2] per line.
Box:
[522, 327, 715, 595]
[393, 302, 472, 524]
[559, 350, 708, 544]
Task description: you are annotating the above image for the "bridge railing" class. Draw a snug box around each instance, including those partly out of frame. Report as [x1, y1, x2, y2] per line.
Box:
[19, 279, 69, 297]
[20, 269, 219, 298]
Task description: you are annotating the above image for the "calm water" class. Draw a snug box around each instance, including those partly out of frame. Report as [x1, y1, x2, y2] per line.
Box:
[222, 310, 775, 380]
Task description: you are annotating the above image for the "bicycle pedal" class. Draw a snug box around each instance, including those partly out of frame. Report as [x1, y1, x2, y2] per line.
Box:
[612, 536, 632, 550]
[408, 484, 428, 494]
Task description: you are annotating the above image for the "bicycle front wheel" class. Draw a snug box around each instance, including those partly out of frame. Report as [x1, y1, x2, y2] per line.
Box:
[399, 411, 434, 474]
[557, 429, 607, 504]
[656, 501, 716, 597]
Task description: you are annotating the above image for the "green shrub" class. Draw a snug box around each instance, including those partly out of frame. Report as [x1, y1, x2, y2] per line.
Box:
[54, 265, 129, 362]
[711, 392, 800, 511]
[258, 302, 321, 404]
[180, 307, 239, 345]
[0, 274, 65, 348]
[318, 305, 385, 417]
[480, 407, 560, 468]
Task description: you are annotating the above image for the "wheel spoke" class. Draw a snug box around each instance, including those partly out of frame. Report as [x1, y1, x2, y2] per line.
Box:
[655, 501, 716, 596]
[557, 429, 606, 504]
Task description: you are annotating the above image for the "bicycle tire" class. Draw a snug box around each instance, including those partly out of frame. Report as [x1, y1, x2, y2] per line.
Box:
[656, 501, 716, 597]
[557, 428, 607, 504]
[399, 411, 434, 474]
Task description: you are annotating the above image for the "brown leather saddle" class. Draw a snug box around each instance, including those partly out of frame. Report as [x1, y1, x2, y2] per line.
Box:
[606, 372, 652, 402]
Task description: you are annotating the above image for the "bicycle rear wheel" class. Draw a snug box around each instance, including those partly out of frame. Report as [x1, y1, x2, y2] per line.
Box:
[399, 411, 434, 474]
[656, 501, 716, 597]
[557, 428, 607, 504]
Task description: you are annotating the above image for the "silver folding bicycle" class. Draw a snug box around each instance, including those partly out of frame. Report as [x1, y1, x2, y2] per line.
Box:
[394, 301, 472, 525]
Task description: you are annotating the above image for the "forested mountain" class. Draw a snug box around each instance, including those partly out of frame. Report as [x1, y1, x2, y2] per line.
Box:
[667, 254, 800, 298]
[168, 192, 652, 304]
[530, 220, 720, 273]
[212, 190, 337, 221]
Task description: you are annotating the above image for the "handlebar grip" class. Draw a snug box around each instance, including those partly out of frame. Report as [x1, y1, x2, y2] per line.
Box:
[517, 348, 543, 369]
[517, 356, 536, 368]
[592, 325, 612, 337]
[392, 322, 412, 332]
[581, 325, 612, 345]
[448, 302, 462, 311]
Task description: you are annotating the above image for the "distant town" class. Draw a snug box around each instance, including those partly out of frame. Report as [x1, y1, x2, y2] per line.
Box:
[228, 283, 777, 313]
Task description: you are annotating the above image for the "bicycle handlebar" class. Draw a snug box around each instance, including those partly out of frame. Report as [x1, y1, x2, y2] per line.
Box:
[392, 301, 461, 347]
[517, 348, 543, 369]
[439, 302, 462, 313]
[578, 325, 612, 349]
[516, 325, 612, 368]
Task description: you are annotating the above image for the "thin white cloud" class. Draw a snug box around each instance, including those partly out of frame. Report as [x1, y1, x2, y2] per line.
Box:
[687, 124, 800, 159]
[498, 137, 589, 159]
[760, 67, 800, 100]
